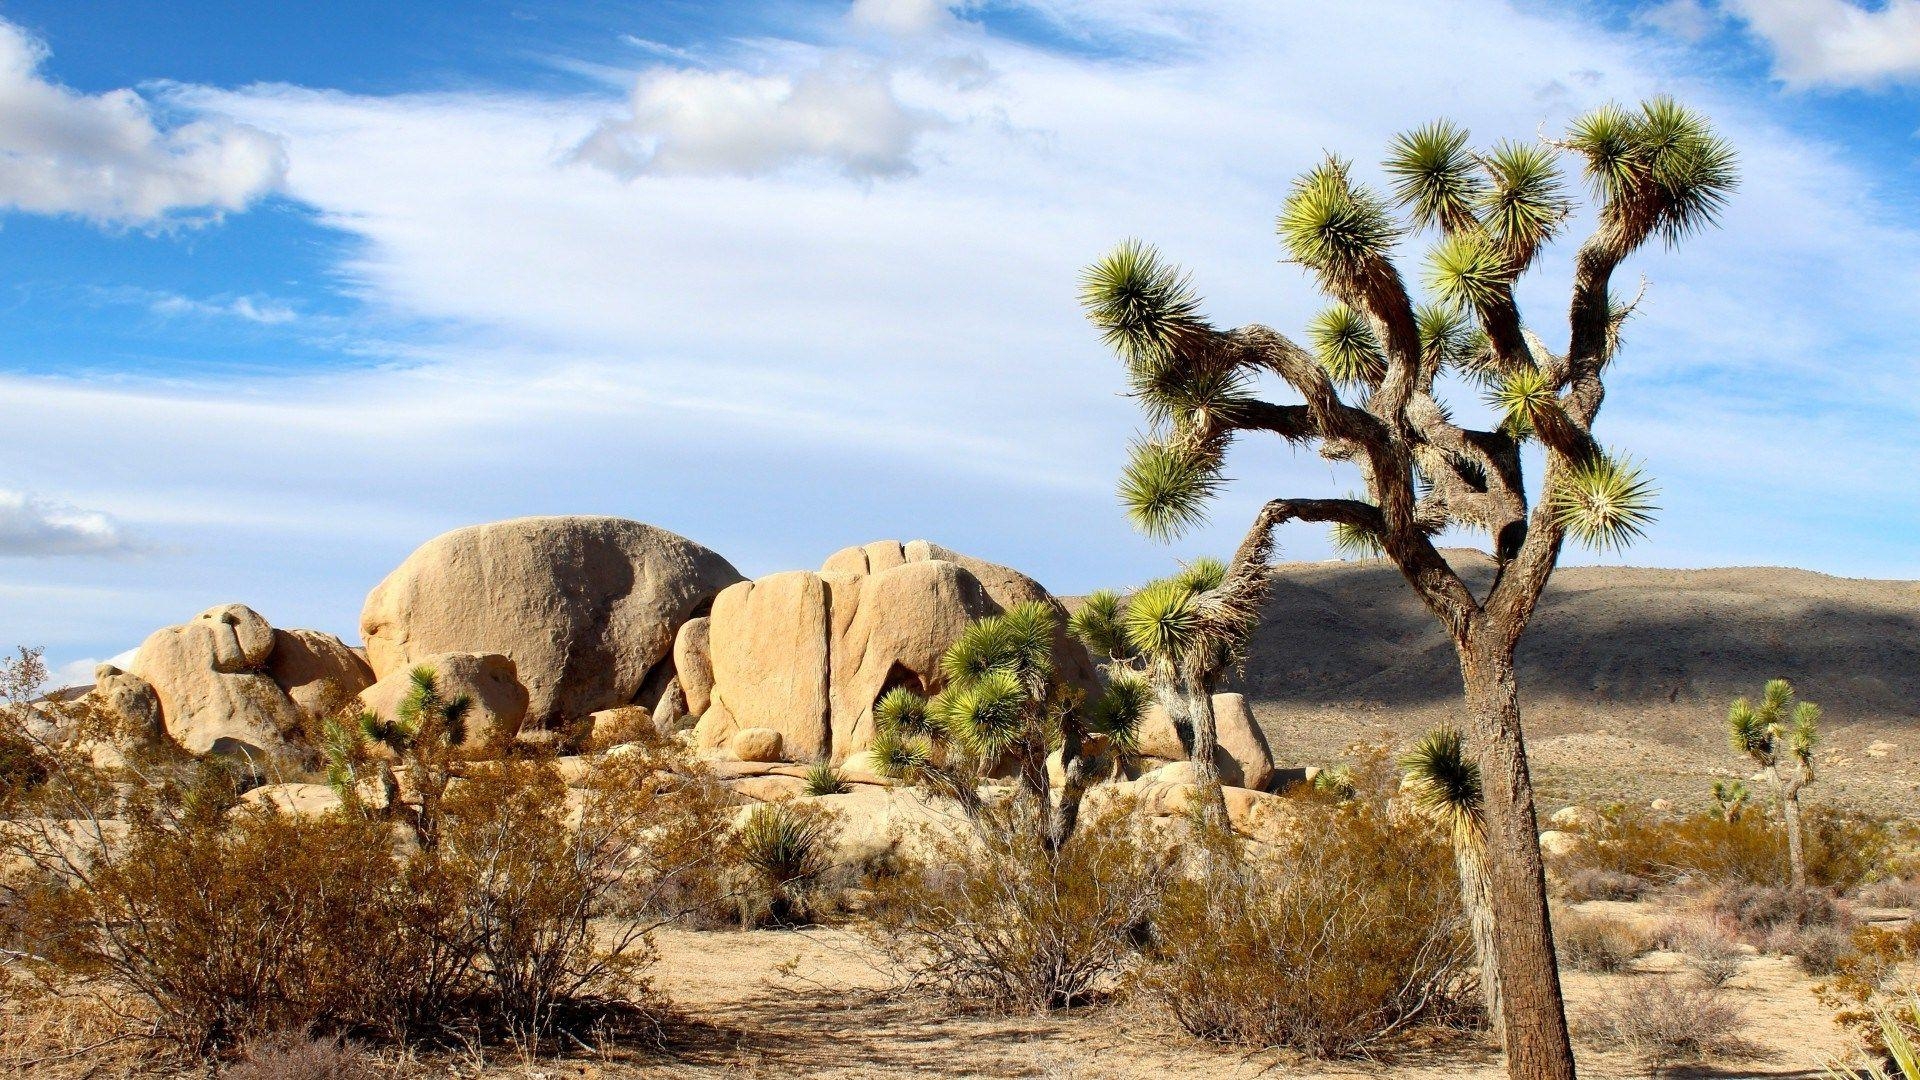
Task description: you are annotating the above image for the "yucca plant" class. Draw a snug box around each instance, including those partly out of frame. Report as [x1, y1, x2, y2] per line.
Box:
[1710, 779, 1751, 823]
[1401, 727, 1503, 1044]
[1080, 97, 1736, 1080]
[733, 802, 831, 927]
[803, 761, 850, 797]
[321, 665, 469, 850]
[1728, 678, 1821, 890]
[871, 601, 1149, 853]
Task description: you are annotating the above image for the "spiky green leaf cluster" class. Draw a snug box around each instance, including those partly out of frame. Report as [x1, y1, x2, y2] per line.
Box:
[1415, 303, 1480, 374]
[1132, 361, 1254, 430]
[939, 602, 1056, 693]
[1307, 304, 1386, 386]
[1566, 97, 1738, 249]
[1330, 520, 1386, 559]
[1384, 120, 1485, 232]
[875, 686, 934, 739]
[1119, 576, 1204, 663]
[1277, 157, 1400, 288]
[1478, 140, 1569, 267]
[1547, 452, 1658, 553]
[1118, 440, 1222, 541]
[1068, 590, 1128, 662]
[1399, 726, 1484, 837]
[1086, 673, 1150, 758]
[1079, 239, 1207, 364]
[1425, 229, 1511, 311]
[1486, 366, 1557, 433]
[1727, 679, 1818, 768]
[931, 668, 1028, 757]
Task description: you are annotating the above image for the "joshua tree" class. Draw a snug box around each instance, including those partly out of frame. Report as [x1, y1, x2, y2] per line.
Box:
[1066, 558, 1268, 828]
[323, 665, 469, 850]
[1710, 778, 1751, 822]
[1728, 678, 1820, 890]
[870, 600, 1150, 852]
[1401, 726, 1503, 1044]
[1079, 99, 1736, 1079]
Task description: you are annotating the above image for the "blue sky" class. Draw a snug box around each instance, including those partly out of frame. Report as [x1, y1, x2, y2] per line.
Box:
[0, 0, 1916, 684]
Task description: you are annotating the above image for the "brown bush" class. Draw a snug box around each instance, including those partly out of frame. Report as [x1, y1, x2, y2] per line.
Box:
[1782, 925, 1857, 976]
[1552, 905, 1648, 974]
[1705, 883, 1849, 942]
[1577, 976, 1756, 1070]
[1555, 866, 1649, 903]
[218, 1032, 379, 1080]
[1564, 806, 1896, 893]
[1137, 797, 1479, 1057]
[1814, 921, 1920, 1051]
[866, 798, 1171, 1012]
[1, 706, 730, 1054]
[1674, 923, 1746, 988]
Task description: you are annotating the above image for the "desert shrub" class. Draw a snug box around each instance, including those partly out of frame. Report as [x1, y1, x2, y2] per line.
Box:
[1578, 976, 1755, 1070]
[217, 1032, 378, 1080]
[1786, 925, 1858, 976]
[1138, 796, 1478, 1057]
[1856, 877, 1920, 910]
[2, 710, 729, 1054]
[732, 801, 835, 928]
[1553, 905, 1648, 973]
[1706, 883, 1849, 941]
[1565, 806, 1895, 893]
[803, 762, 850, 797]
[867, 799, 1170, 1012]
[1815, 921, 1920, 1051]
[1556, 865, 1649, 903]
[1675, 923, 1746, 988]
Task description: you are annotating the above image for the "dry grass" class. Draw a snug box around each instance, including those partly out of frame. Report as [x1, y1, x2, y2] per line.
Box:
[1576, 975, 1759, 1072]
[1554, 906, 1650, 974]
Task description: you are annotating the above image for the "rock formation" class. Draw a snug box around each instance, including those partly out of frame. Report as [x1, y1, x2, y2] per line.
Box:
[358, 652, 531, 753]
[689, 540, 1097, 765]
[359, 516, 743, 732]
[1136, 691, 1277, 790]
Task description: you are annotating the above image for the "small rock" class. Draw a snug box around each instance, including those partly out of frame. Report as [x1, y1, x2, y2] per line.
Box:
[731, 726, 786, 763]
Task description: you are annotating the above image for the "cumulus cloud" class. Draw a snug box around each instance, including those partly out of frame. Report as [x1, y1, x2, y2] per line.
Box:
[847, 0, 966, 39]
[1724, 0, 1920, 88]
[0, 19, 285, 226]
[0, 491, 143, 558]
[571, 59, 941, 179]
[151, 293, 298, 324]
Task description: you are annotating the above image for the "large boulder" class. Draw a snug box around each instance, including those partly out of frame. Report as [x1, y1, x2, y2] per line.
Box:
[673, 616, 715, 716]
[358, 652, 530, 753]
[132, 605, 307, 759]
[359, 517, 743, 731]
[87, 664, 164, 743]
[268, 629, 375, 721]
[692, 540, 1096, 766]
[1136, 692, 1277, 790]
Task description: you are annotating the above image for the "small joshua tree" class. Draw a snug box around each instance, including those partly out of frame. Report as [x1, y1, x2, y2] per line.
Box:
[324, 665, 469, 850]
[1080, 99, 1736, 1079]
[1402, 726, 1503, 1044]
[1728, 678, 1820, 890]
[1069, 558, 1269, 828]
[1711, 779, 1751, 823]
[870, 600, 1149, 853]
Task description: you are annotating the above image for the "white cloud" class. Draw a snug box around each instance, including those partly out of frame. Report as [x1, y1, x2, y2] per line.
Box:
[848, 0, 966, 39]
[0, 18, 284, 226]
[151, 293, 298, 324]
[1637, 0, 1722, 42]
[0, 491, 143, 558]
[49, 647, 138, 690]
[571, 57, 942, 179]
[1725, 0, 1920, 88]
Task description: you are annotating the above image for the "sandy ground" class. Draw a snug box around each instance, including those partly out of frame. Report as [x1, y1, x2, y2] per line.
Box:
[441, 917, 1865, 1080]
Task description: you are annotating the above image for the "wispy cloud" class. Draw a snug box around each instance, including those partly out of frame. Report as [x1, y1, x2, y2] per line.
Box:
[0, 18, 285, 227]
[150, 294, 299, 325]
[1719, 0, 1920, 89]
[0, 491, 145, 558]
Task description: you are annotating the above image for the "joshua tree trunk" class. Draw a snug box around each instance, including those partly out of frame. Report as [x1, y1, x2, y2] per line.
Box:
[1780, 775, 1807, 892]
[1454, 831, 1505, 1046]
[1183, 680, 1231, 830]
[1461, 639, 1570, 1079]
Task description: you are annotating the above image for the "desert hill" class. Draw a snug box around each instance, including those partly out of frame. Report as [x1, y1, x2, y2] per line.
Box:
[1212, 552, 1920, 812]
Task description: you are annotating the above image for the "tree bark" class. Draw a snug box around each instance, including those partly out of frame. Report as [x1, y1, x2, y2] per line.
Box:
[1459, 636, 1575, 1080]
[1184, 681, 1231, 831]
[1781, 782, 1807, 892]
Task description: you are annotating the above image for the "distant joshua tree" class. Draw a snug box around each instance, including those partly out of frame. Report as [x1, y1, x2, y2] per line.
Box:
[869, 601, 1150, 854]
[1728, 678, 1820, 890]
[324, 665, 469, 851]
[1401, 726, 1503, 1045]
[1710, 778, 1751, 822]
[1068, 557, 1271, 830]
[1079, 98, 1736, 1079]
